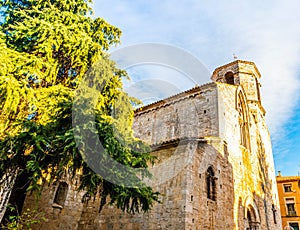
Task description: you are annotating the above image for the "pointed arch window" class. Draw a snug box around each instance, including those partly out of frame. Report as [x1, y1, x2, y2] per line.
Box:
[237, 91, 250, 150]
[206, 166, 216, 201]
[246, 206, 260, 230]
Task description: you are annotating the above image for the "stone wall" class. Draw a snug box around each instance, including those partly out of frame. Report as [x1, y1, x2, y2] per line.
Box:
[185, 140, 235, 230]
[96, 142, 189, 230]
[133, 83, 219, 145]
[76, 139, 235, 230]
[23, 176, 86, 229]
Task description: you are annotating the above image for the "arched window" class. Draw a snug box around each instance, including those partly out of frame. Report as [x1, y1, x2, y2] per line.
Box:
[53, 182, 68, 207]
[225, 72, 235, 85]
[246, 206, 260, 230]
[237, 91, 250, 150]
[206, 166, 216, 201]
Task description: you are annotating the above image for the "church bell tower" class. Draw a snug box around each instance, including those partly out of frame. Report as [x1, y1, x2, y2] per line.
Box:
[211, 60, 266, 119]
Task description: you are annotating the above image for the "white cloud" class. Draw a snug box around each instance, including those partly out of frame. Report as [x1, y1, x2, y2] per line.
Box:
[93, 0, 300, 142]
[199, 0, 300, 136]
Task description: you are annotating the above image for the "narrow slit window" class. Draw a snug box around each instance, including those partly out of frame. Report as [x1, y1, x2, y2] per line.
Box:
[272, 204, 277, 224]
[206, 166, 216, 201]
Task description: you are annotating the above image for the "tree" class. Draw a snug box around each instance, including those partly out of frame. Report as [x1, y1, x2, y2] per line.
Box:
[0, 0, 159, 223]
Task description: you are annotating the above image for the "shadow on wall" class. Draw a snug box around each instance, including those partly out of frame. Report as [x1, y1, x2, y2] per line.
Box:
[236, 133, 280, 230]
[13, 137, 279, 230]
[20, 139, 236, 230]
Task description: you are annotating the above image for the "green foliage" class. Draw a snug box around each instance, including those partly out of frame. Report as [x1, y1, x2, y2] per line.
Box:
[0, 0, 159, 215]
[2, 205, 47, 230]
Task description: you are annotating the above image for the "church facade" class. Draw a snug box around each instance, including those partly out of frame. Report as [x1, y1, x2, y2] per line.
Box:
[23, 60, 282, 229]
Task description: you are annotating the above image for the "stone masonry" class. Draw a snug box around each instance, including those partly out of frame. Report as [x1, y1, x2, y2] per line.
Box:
[23, 60, 282, 229]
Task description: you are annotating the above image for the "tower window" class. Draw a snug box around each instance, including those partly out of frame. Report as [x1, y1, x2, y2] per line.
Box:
[225, 72, 235, 85]
[53, 182, 68, 207]
[206, 166, 216, 201]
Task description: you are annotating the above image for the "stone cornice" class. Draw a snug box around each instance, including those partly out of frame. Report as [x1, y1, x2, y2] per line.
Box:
[276, 176, 300, 182]
[212, 60, 261, 78]
[134, 82, 217, 116]
[150, 137, 208, 149]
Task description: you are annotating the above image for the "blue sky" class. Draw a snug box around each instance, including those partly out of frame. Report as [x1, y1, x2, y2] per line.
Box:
[92, 0, 300, 176]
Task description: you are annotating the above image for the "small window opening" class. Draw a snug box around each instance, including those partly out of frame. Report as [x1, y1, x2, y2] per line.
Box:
[247, 209, 251, 221]
[284, 184, 292, 192]
[272, 204, 277, 224]
[225, 72, 235, 85]
[53, 182, 68, 207]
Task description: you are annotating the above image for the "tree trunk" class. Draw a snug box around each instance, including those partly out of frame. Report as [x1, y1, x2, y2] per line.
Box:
[0, 170, 30, 227]
[0, 170, 17, 223]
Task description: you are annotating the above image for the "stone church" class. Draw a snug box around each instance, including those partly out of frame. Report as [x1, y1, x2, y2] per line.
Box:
[22, 60, 282, 229]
